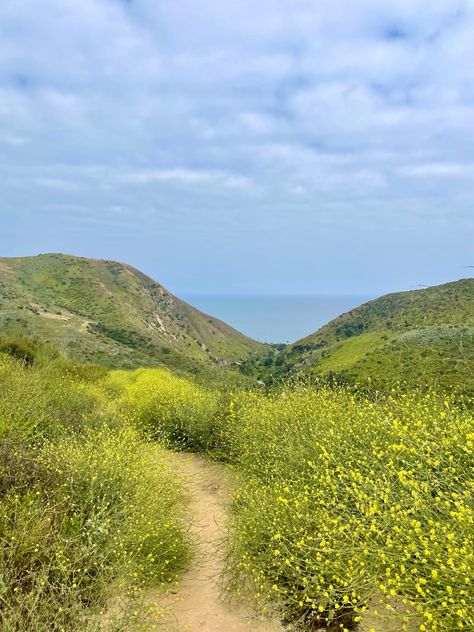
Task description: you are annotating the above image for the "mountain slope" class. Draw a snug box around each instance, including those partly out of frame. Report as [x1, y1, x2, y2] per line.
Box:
[245, 279, 474, 394]
[0, 254, 264, 372]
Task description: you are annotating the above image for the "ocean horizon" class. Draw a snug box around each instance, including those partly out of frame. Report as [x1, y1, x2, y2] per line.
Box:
[181, 294, 374, 344]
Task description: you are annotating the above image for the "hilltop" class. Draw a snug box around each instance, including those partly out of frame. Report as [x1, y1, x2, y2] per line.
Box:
[243, 279, 474, 395]
[0, 253, 264, 373]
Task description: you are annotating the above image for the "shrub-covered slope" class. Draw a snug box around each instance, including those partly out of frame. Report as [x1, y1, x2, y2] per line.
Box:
[245, 279, 474, 394]
[0, 253, 264, 372]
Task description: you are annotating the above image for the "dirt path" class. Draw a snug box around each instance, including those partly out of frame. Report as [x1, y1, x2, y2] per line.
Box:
[159, 452, 282, 632]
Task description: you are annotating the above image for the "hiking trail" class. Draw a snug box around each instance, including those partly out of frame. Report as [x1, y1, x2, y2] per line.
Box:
[158, 452, 283, 632]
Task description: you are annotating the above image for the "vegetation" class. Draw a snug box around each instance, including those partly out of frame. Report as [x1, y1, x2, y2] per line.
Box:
[0, 254, 265, 375]
[242, 280, 474, 396]
[0, 346, 189, 631]
[108, 367, 473, 632]
[106, 368, 222, 452]
[223, 385, 473, 631]
[1, 270, 473, 631]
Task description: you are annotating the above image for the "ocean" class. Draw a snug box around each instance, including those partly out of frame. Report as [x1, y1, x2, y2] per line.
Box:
[181, 294, 374, 344]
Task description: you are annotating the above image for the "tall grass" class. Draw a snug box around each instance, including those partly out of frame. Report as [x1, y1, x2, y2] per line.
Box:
[0, 353, 189, 630]
[3, 348, 472, 631]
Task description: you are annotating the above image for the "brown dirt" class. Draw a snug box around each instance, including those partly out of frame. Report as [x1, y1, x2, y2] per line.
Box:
[0, 260, 14, 274]
[39, 311, 69, 320]
[158, 452, 283, 632]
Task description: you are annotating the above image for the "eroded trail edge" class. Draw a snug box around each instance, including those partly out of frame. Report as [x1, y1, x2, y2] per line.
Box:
[158, 452, 282, 632]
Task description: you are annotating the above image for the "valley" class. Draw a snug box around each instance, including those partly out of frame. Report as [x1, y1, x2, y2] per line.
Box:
[0, 255, 472, 631]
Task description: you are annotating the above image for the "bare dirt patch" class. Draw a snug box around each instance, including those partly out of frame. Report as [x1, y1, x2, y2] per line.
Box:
[0, 261, 14, 274]
[39, 311, 70, 321]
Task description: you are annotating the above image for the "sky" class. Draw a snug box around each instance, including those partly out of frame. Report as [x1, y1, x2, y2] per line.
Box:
[0, 0, 473, 296]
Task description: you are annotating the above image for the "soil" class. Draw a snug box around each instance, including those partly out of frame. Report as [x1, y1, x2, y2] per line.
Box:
[159, 452, 283, 632]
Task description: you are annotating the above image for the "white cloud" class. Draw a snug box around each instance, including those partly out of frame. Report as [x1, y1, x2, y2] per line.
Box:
[0, 0, 473, 292]
[1, 133, 27, 146]
[399, 162, 474, 178]
[122, 168, 251, 188]
[34, 177, 82, 191]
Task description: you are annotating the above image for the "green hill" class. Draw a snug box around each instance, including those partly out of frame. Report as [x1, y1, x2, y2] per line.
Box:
[0, 254, 264, 373]
[243, 279, 474, 395]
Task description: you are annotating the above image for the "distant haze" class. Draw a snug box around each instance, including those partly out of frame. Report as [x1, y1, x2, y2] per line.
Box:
[182, 294, 374, 343]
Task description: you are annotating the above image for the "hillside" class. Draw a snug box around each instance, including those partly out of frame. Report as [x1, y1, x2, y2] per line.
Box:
[0, 253, 264, 372]
[243, 279, 474, 394]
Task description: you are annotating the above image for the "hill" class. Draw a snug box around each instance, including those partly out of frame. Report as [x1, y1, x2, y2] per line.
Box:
[243, 279, 474, 395]
[0, 253, 264, 373]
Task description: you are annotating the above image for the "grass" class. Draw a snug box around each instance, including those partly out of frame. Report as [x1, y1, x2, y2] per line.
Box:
[222, 385, 473, 631]
[343, 326, 474, 397]
[0, 348, 189, 630]
[110, 366, 474, 631]
[107, 367, 230, 454]
[313, 331, 392, 374]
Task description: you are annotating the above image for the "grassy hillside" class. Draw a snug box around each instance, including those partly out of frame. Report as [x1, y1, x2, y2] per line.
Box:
[242, 279, 474, 395]
[0, 254, 264, 374]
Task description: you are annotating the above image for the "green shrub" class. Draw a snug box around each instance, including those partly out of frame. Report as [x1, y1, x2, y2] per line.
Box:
[0, 353, 103, 441]
[110, 368, 221, 451]
[0, 358, 190, 630]
[224, 386, 474, 631]
[0, 336, 37, 365]
[0, 334, 59, 366]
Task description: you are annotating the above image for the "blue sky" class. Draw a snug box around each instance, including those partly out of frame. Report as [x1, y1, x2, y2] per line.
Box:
[0, 0, 473, 296]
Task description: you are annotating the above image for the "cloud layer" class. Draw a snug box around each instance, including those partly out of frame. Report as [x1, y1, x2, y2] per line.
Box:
[0, 0, 473, 293]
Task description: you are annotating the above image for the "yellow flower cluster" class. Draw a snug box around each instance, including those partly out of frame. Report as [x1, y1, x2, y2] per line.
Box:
[225, 386, 473, 631]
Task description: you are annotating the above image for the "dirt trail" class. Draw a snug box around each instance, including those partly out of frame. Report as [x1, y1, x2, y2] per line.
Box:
[160, 452, 282, 632]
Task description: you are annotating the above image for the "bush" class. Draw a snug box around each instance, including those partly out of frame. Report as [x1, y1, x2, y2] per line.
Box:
[0, 336, 37, 365]
[0, 334, 59, 366]
[224, 386, 474, 631]
[0, 353, 103, 441]
[109, 368, 221, 452]
[0, 358, 190, 630]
